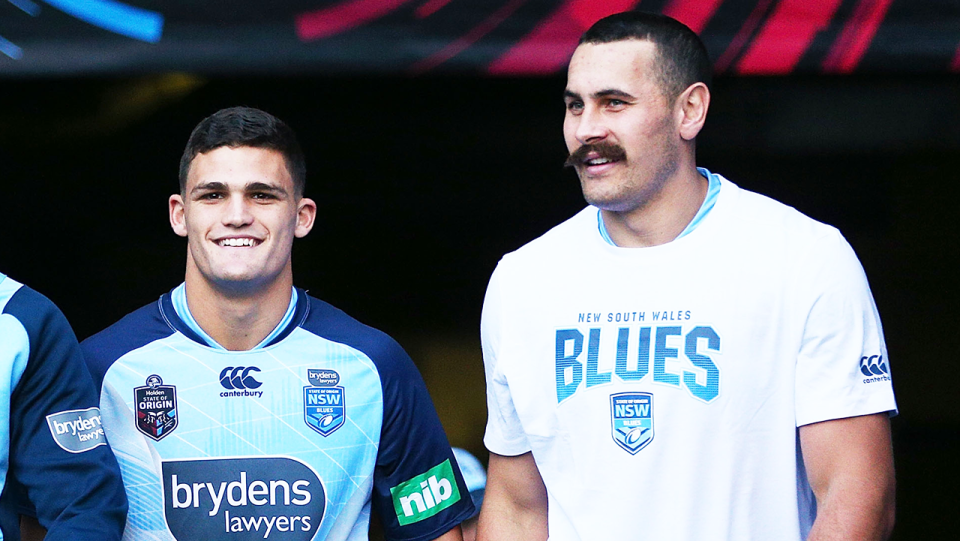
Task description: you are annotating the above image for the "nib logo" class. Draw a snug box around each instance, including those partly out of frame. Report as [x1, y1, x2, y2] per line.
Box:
[859, 355, 888, 377]
[390, 459, 461, 526]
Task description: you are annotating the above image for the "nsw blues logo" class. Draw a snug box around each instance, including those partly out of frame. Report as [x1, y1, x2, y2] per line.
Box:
[610, 392, 653, 454]
[135, 374, 178, 441]
[304, 370, 344, 437]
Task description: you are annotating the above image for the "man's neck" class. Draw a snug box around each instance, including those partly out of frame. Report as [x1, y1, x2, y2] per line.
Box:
[183, 270, 294, 351]
[600, 165, 708, 248]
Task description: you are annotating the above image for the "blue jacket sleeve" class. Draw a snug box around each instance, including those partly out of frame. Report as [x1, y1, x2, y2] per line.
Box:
[369, 339, 475, 541]
[3, 287, 127, 540]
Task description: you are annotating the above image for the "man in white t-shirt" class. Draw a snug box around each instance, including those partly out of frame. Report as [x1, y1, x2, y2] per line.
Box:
[477, 11, 896, 541]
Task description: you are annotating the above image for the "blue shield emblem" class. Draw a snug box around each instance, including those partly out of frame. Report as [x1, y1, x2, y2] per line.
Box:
[304, 386, 345, 436]
[610, 392, 653, 454]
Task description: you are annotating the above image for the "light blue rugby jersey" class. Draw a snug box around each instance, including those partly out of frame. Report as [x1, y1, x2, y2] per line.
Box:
[0, 274, 127, 540]
[82, 287, 474, 541]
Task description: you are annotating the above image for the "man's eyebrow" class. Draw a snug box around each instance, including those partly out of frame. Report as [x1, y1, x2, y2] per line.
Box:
[190, 181, 227, 194]
[591, 89, 635, 100]
[245, 182, 287, 194]
[563, 89, 637, 101]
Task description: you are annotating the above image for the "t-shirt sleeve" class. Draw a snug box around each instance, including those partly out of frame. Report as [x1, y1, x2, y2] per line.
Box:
[481, 265, 532, 456]
[4, 287, 127, 540]
[370, 339, 475, 541]
[794, 230, 897, 427]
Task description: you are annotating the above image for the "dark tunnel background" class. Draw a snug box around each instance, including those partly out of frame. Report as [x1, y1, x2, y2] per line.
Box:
[2, 73, 959, 538]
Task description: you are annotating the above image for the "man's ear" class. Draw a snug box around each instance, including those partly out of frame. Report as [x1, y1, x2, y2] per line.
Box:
[295, 197, 317, 238]
[677, 82, 710, 141]
[169, 194, 188, 237]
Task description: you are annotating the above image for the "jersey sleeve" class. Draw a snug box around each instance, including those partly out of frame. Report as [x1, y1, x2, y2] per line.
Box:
[3, 287, 127, 540]
[481, 264, 532, 456]
[794, 230, 897, 427]
[370, 339, 475, 541]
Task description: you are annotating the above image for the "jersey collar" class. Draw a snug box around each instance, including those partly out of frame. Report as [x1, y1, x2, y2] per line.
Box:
[159, 284, 310, 350]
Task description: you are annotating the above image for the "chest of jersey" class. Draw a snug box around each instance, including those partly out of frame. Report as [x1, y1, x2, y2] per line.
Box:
[100, 328, 384, 541]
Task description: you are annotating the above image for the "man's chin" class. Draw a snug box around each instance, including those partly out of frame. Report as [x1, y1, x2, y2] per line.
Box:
[581, 185, 625, 210]
[205, 272, 275, 296]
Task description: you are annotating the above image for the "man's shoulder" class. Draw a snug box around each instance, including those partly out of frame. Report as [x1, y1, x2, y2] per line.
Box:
[1, 281, 63, 331]
[500, 206, 596, 265]
[726, 180, 843, 246]
[299, 294, 411, 373]
[81, 298, 174, 374]
[0, 282, 82, 371]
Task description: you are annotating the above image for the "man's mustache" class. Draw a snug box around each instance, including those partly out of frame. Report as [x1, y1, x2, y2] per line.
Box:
[564, 142, 627, 168]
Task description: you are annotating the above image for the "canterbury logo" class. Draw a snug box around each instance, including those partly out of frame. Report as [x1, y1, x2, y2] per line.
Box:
[219, 367, 263, 390]
[859, 355, 888, 377]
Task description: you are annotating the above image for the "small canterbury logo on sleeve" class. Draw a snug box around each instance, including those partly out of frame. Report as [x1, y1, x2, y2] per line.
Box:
[46, 407, 106, 453]
[390, 459, 461, 526]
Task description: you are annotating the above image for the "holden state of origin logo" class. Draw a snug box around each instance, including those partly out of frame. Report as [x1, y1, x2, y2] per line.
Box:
[135, 374, 178, 441]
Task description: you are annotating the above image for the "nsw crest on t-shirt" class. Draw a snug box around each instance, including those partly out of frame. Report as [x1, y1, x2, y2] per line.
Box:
[610, 392, 653, 454]
[304, 369, 345, 436]
[135, 374, 178, 441]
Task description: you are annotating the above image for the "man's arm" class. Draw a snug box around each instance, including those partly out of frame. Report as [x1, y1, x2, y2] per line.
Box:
[433, 524, 463, 541]
[800, 413, 895, 541]
[4, 286, 127, 540]
[477, 452, 547, 541]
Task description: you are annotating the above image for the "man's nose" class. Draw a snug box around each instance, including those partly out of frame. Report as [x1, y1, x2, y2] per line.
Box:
[222, 195, 254, 226]
[575, 105, 609, 144]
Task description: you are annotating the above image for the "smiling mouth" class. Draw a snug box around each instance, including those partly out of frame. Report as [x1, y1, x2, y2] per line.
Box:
[585, 157, 614, 166]
[218, 238, 260, 247]
[564, 142, 627, 169]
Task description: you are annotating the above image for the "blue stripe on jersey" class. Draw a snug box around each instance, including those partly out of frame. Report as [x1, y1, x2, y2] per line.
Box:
[597, 167, 722, 245]
[0, 273, 19, 312]
[0, 273, 29, 395]
[170, 283, 298, 350]
[0, 275, 30, 511]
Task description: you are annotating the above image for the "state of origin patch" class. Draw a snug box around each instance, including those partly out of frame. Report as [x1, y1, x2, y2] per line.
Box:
[135, 374, 179, 441]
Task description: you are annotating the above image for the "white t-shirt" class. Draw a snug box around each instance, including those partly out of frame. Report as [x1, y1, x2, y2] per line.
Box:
[482, 174, 896, 541]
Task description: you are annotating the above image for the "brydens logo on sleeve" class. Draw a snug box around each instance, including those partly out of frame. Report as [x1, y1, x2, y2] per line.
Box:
[390, 459, 461, 526]
[163, 457, 325, 540]
[45, 407, 106, 453]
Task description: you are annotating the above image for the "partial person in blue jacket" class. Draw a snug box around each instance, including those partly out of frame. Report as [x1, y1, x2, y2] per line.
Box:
[0, 272, 127, 540]
[80, 106, 474, 541]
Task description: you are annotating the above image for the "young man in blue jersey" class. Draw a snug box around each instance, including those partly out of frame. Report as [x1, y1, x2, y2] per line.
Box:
[478, 12, 896, 541]
[0, 273, 127, 540]
[82, 107, 474, 541]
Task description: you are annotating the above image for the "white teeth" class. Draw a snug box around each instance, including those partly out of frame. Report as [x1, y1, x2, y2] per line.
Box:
[586, 158, 611, 165]
[219, 238, 256, 247]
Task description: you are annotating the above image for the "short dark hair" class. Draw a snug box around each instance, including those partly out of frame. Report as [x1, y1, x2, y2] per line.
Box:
[179, 106, 306, 196]
[579, 11, 711, 100]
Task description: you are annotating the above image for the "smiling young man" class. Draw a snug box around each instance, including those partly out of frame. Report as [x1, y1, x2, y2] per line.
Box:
[478, 12, 896, 541]
[81, 107, 473, 541]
